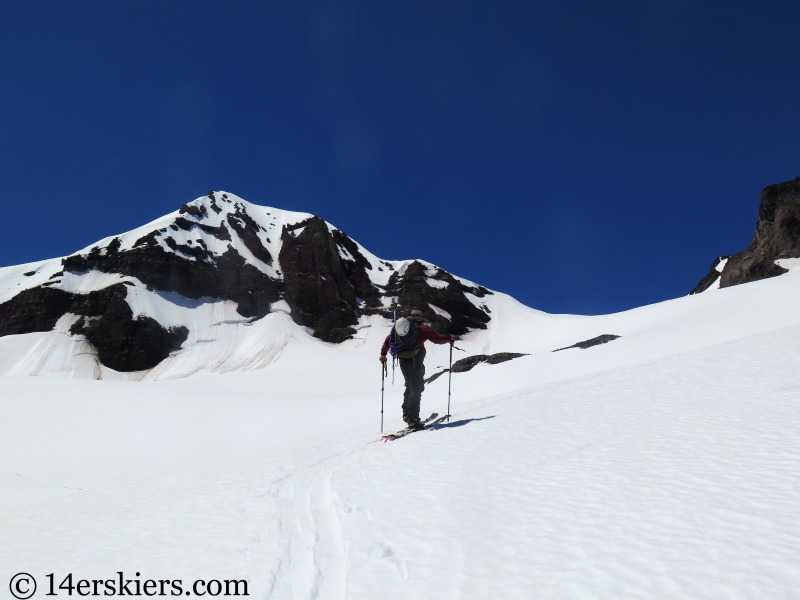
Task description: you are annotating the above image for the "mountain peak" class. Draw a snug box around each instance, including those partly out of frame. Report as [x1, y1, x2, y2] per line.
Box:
[0, 192, 492, 377]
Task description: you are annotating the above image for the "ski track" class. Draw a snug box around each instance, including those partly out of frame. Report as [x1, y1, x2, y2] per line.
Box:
[267, 459, 350, 600]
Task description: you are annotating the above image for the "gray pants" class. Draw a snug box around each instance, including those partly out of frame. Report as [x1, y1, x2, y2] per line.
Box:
[399, 354, 425, 423]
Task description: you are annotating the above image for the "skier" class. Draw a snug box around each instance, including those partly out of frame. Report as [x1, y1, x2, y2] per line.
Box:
[379, 309, 455, 430]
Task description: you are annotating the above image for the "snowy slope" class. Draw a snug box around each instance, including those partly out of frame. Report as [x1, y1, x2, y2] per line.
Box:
[3, 262, 800, 598]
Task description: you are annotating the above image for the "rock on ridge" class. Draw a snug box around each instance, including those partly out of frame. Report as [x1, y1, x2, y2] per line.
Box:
[691, 177, 800, 294]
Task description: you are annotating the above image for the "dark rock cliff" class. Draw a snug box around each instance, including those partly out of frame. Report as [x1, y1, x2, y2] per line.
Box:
[63, 240, 281, 320]
[279, 217, 361, 343]
[0, 284, 187, 371]
[380, 261, 492, 335]
[691, 177, 800, 294]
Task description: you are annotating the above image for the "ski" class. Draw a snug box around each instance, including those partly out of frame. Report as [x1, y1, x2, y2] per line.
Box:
[381, 413, 438, 442]
[428, 414, 451, 427]
[381, 412, 450, 442]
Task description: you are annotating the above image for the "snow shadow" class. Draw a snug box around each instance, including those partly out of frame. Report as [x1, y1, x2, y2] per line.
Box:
[431, 415, 495, 430]
[153, 289, 223, 309]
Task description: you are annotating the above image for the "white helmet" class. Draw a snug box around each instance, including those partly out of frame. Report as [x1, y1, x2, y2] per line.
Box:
[395, 317, 411, 337]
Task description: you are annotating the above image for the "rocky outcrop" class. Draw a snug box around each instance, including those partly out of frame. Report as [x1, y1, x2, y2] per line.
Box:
[0, 284, 187, 371]
[451, 352, 528, 372]
[381, 261, 492, 335]
[692, 177, 800, 293]
[424, 352, 528, 384]
[69, 285, 188, 372]
[64, 242, 280, 320]
[0, 287, 74, 336]
[331, 229, 383, 310]
[226, 204, 274, 266]
[279, 217, 360, 343]
[553, 334, 620, 352]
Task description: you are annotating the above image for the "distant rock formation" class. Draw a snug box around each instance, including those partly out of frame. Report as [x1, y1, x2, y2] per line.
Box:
[0, 284, 187, 371]
[553, 334, 620, 352]
[424, 352, 528, 384]
[0, 191, 494, 373]
[692, 177, 800, 294]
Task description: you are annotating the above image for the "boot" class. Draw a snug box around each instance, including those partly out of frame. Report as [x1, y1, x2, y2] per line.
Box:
[406, 417, 424, 431]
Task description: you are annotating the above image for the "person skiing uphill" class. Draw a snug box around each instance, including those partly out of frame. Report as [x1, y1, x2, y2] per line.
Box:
[379, 309, 455, 430]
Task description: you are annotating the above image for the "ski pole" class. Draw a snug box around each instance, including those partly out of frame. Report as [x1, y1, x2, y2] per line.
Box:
[381, 361, 387, 433]
[391, 305, 398, 384]
[447, 342, 453, 422]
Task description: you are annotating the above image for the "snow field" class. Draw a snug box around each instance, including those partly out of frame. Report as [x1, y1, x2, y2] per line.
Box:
[4, 262, 800, 597]
[3, 323, 800, 598]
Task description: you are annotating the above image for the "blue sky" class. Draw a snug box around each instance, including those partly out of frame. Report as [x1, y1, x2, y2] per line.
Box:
[1, 1, 799, 314]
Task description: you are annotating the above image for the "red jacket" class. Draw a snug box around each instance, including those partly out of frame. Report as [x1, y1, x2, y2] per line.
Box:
[380, 323, 452, 357]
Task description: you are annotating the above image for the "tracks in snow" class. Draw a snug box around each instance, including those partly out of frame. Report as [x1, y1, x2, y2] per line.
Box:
[262, 414, 463, 598]
[266, 454, 355, 600]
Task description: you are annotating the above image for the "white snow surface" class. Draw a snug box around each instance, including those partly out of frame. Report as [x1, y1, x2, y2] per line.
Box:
[775, 257, 800, 272]
[2, 261, 800, 597]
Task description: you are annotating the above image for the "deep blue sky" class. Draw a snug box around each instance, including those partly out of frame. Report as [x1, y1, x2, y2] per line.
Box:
[2, 1, 799, 314]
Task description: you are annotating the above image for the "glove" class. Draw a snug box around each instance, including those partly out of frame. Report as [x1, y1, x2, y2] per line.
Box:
[379, 355, 388, 364]
[448, 336, 456, 345]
